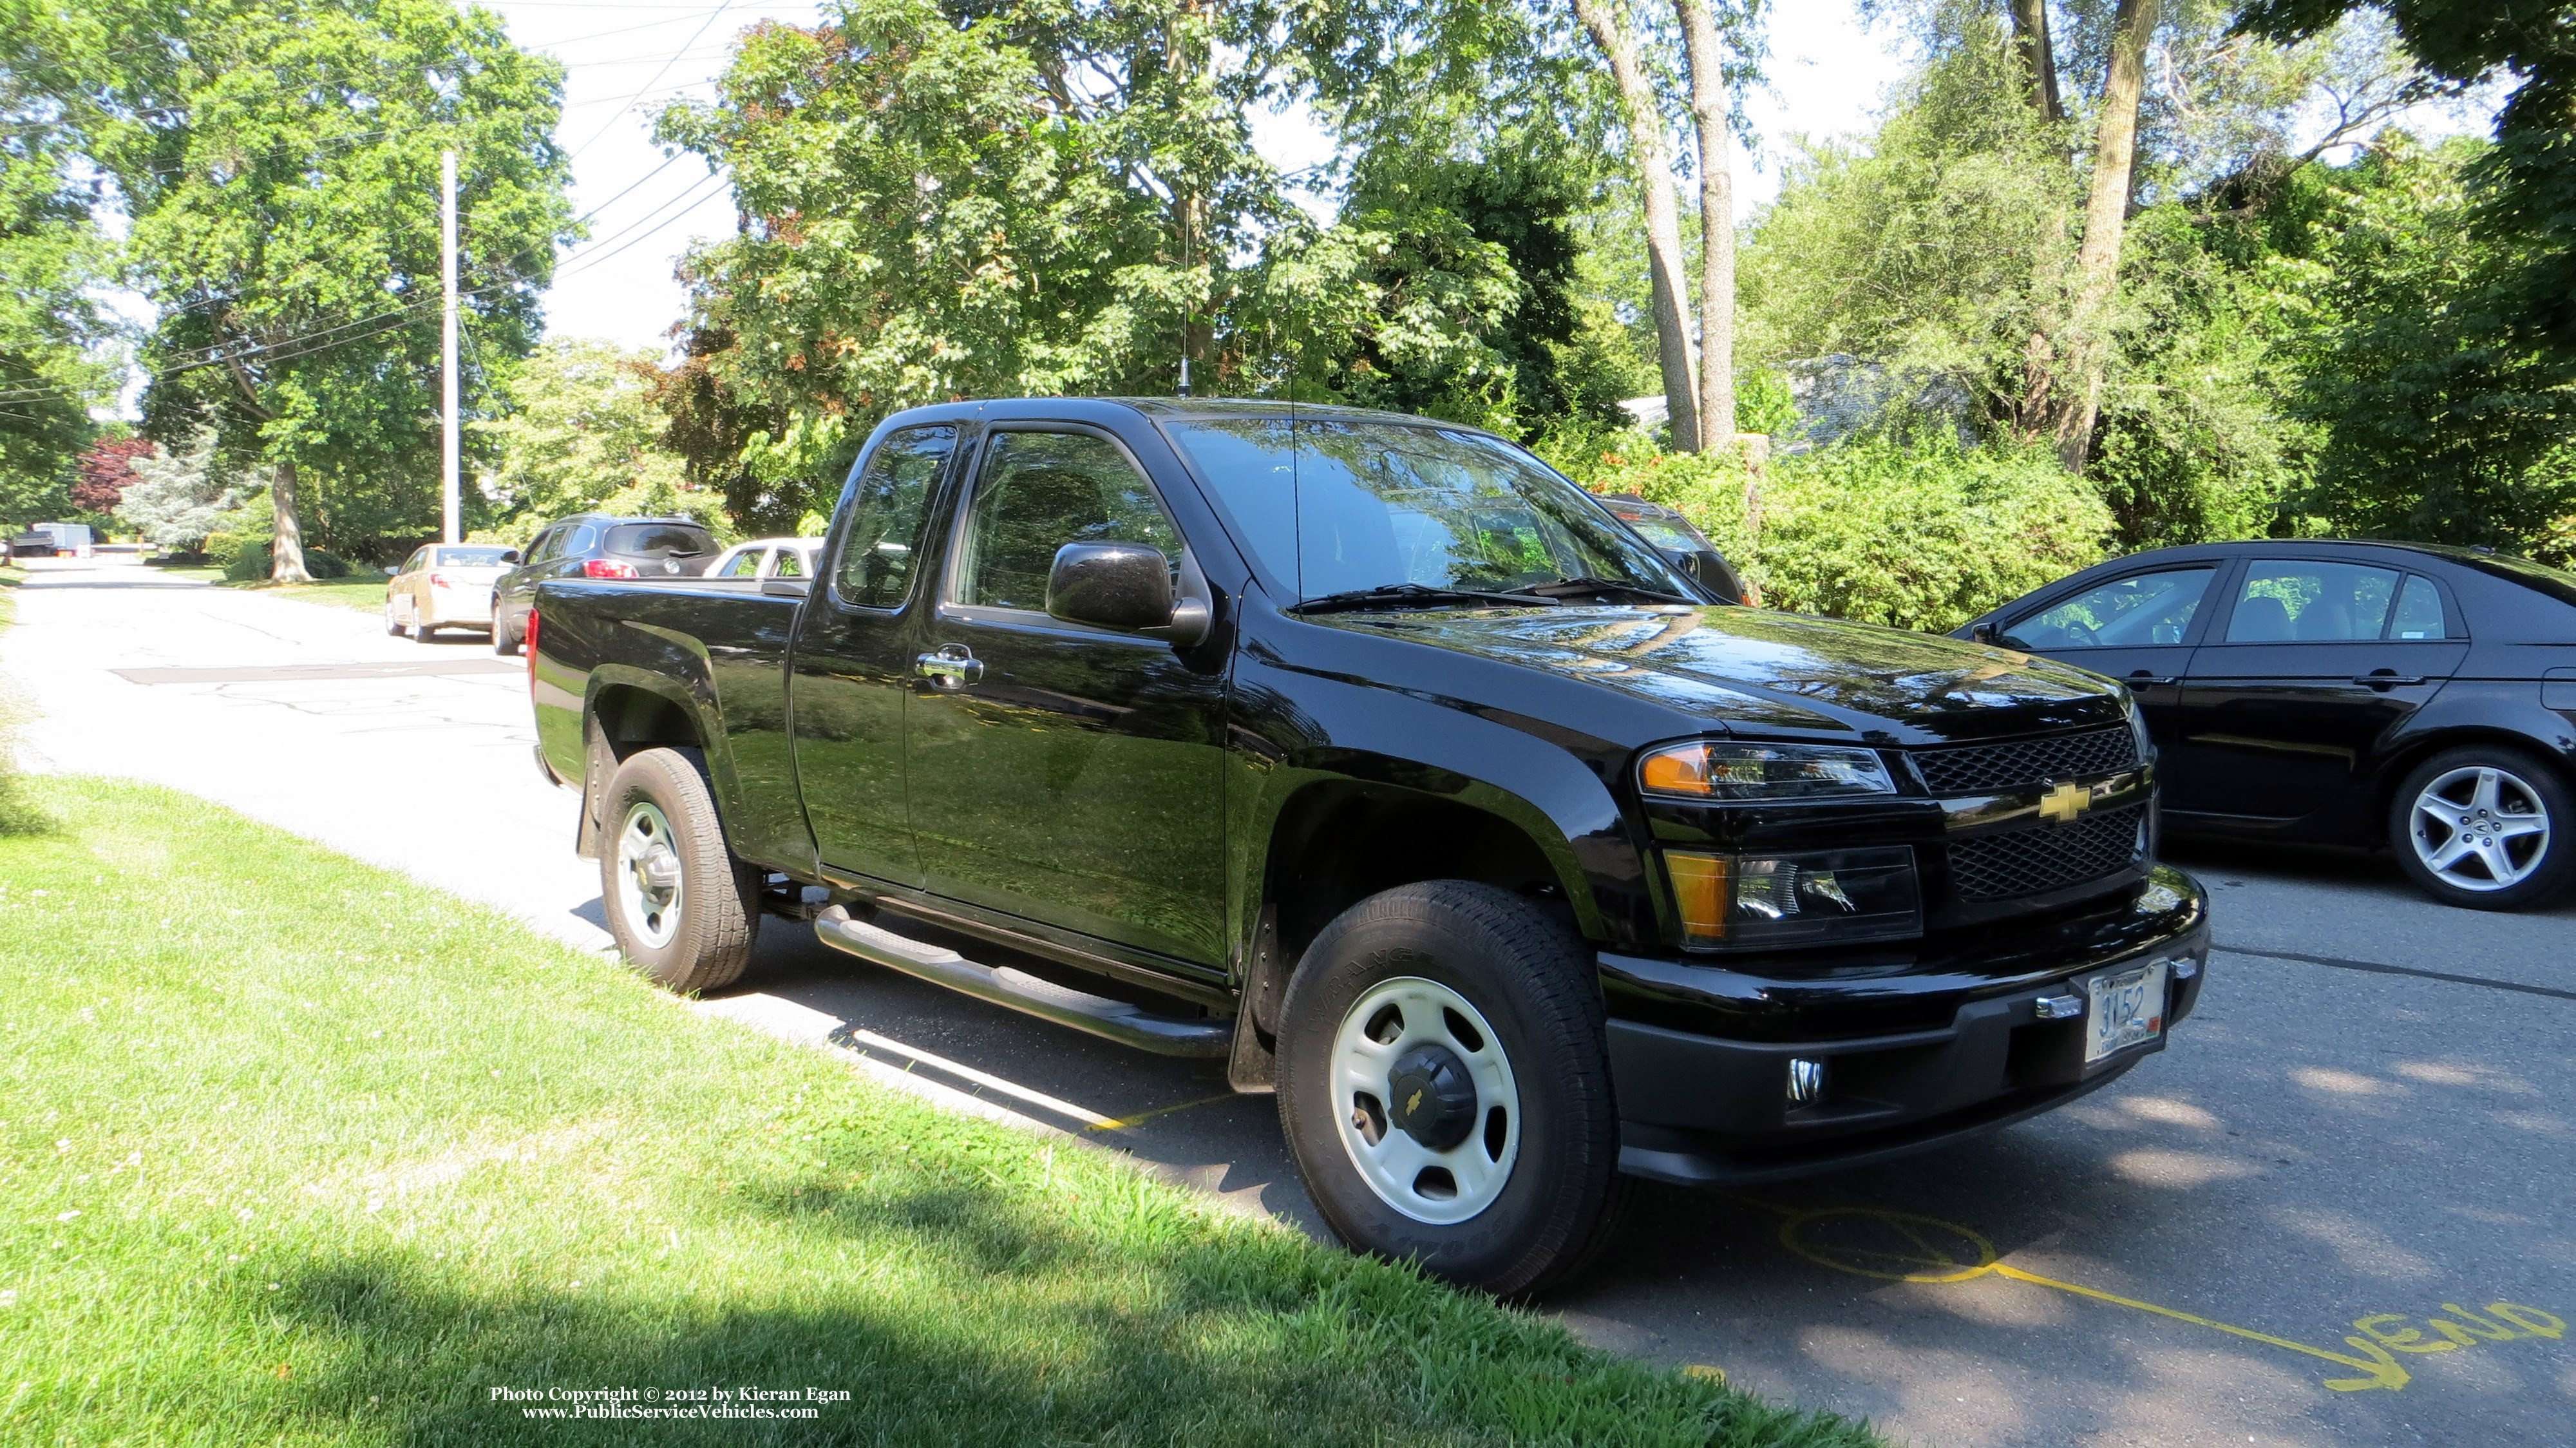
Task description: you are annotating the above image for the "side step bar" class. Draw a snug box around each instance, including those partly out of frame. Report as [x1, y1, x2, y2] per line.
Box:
[813, 906, 1233, 1058]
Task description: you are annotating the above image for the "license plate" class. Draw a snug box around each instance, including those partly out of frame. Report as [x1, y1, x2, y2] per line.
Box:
[2085, 960, 2168, 1063]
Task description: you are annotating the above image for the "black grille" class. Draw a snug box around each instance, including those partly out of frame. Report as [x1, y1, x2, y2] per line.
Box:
[1947, 805, 2146, 900]
[1912, 725, 2138, 796]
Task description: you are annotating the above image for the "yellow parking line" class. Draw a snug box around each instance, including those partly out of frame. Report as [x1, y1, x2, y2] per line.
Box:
[1083, 1091, 1240, 1133]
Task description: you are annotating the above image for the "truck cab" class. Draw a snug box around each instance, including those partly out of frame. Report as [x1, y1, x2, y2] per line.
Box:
[528, 397, 2210, 1293]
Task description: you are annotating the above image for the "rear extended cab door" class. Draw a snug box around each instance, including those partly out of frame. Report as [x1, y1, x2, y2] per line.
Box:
[788, 420, 970, 891]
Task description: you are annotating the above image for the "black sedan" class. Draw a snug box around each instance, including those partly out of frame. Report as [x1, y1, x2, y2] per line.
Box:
[1958, 540, 2576, 910]
[490, 513, 719, 656]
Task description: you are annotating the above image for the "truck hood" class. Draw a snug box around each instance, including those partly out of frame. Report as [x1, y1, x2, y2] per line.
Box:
[1320, 604, 2124, 744]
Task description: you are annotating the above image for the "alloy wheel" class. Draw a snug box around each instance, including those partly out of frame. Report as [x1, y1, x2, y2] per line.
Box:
[614, 801, 685, 948]
[2408, 765, 2552, 892]
[1329, 976, 1521, 1225]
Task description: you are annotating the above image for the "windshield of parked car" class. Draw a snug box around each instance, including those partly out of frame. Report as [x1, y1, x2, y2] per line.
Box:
[605, 524, 713, 558]
[1162, 418, 1692, 603]
[433, 548, 512, 569]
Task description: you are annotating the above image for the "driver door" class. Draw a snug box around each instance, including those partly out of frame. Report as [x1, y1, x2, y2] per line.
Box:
[904, 424, 1229, 973]
[1996, 564, 2224, 764]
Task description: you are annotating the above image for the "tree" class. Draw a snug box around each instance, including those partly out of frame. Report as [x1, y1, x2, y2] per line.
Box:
[88, 0, 573, 578]
[73, 437, 154, 517]
[2236, 0, 2576, 370]
[1569, 0, 1705, 450]
[483, 338, 706, 531]
[0, 0, 113, 521]
[116, 427, 243, 549]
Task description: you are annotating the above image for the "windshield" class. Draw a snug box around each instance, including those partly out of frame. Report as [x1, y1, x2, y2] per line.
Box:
[434, 547, 512, 568]
[605, 524, 713, 558]
[1163, 418, 1692, 602]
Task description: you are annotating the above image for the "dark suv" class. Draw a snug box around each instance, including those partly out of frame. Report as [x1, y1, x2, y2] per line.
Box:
[491, 514, 719, 655]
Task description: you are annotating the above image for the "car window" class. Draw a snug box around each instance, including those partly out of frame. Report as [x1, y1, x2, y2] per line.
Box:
[958, 430, 1182, 611]
[605, 523, 712, 558]
[717, 549, 762, 578]
[2226, 560, 2400, 642]
[2006, 567, 2213, 649]
[773, 546, 804, 578]
[837, 424, 955, 608]
[528, 528, 562, 563]
[2390, 575, 2448, 638]
[1622, 515, 1702, 551]
[435, 546, 512, 568]
[401, 548, 428, 575]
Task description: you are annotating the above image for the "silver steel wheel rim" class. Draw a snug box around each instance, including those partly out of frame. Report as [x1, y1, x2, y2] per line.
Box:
[615, 801, 685, 948]
[2409, 765, 2551, 891]
[1329, 976, 1521, 1226]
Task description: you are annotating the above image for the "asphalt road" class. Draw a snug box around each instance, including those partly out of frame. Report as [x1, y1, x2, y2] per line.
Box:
[6, 565, 2570, 1448]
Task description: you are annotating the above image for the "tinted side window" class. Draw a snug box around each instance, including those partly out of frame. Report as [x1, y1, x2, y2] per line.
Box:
[564, 525, 599, 558]
[2391, 575, 2448, 638]
[606, 524, 714, 558]
[525, 529, 558, 563]
[2007, 567, 2213, 650]
[958, 431, 1182, 611]
[837, 425, 955, 608]
[2226, 560, 2400, 642]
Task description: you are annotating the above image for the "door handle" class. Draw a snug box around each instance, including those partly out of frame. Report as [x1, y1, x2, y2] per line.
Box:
[915, 644, 983, 690]
[2125, 671, 2177, 686]
[2354, 671, 2428, 689]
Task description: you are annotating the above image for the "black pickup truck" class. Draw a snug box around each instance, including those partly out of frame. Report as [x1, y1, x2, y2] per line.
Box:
[527, 397, 2210, 1293]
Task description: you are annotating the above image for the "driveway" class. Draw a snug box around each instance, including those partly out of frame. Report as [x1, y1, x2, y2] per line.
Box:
[5, 571, 2569, 1447]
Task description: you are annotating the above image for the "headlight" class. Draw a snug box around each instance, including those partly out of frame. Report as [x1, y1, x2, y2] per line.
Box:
[1638, 741, 1896, 801]
[1664, 846, 1922, 951]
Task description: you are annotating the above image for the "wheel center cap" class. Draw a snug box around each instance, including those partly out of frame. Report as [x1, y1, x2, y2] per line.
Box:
[1385, 1044, 1477, 1151]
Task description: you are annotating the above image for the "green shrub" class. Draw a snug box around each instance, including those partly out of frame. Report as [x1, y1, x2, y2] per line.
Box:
[222, 542, 352, 582]
[1587, 435, 2113, 633]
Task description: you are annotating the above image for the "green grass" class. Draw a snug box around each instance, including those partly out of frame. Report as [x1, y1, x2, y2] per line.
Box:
[0, 777, 1884, 1448]
[222, 575, 390, 612]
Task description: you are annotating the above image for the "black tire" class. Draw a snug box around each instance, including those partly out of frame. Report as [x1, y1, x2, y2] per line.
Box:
[597, 747, 759, 992]
[1275, 881, 1627, 1297]
[493, 602, 521, 656]
[2388, 745, 2576, 911]
[383, 602, 402, 636]
[412, 614, 437, 642]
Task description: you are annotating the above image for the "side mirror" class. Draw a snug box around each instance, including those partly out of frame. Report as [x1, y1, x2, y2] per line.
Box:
[501, 549, 522, 564]
[1971, 622, 2001, 646]
[1047, 542, 1173, 631]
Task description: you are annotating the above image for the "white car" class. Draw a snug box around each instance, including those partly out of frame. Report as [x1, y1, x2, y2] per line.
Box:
[705, 537, 823, 581]
[384, 544, 516, 641]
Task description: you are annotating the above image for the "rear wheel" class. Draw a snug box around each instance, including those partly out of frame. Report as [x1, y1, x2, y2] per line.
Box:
[412, 612, 437, 641]
[493, 601, 521, 656]
[598, 747, 759, 992]
[1275, 881, 1625, 1296]
[2390, 746, 2574, 910]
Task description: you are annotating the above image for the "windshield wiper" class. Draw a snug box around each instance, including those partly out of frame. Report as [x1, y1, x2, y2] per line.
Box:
[1502, 576, 1698, 605]
[1289, 584, 1562, 615]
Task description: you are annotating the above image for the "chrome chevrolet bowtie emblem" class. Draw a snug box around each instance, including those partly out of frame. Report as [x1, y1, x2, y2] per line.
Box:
[2040, 781, 2093, 824]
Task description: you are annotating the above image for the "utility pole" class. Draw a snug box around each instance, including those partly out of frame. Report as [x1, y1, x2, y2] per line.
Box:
[440, 148, 461, 544]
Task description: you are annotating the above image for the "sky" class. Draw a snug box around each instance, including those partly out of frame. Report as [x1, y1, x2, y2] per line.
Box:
[486, 0, 1918, 356]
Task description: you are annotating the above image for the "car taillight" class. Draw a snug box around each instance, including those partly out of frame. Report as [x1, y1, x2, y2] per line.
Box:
[430, 572, 453, 589]
[526, 609, 540, 687]
[582, 558, 639, 579]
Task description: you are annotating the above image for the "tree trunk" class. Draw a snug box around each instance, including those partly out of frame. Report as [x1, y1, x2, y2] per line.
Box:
[269, 455, 311, 584]
[2006, 0, 2065, 128]
[1571, 0, 1701, 452]
[2059, 0, 2161, 472]
[1675, 0, 1735, 444]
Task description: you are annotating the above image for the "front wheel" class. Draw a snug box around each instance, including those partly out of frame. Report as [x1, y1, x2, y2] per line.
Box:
[2389, 746, 2575, 910]
[598, 747, 759, 991]
[1276, 881, 1626, 1296]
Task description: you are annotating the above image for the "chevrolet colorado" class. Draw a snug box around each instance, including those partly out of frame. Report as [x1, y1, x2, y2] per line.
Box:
[527, 398, 2210, 1293]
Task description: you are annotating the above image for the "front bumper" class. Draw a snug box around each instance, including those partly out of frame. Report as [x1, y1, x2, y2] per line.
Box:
[1604, 866, 2209, 1186]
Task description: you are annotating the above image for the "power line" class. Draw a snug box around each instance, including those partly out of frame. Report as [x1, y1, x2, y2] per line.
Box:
[568, 0, 739, 160]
